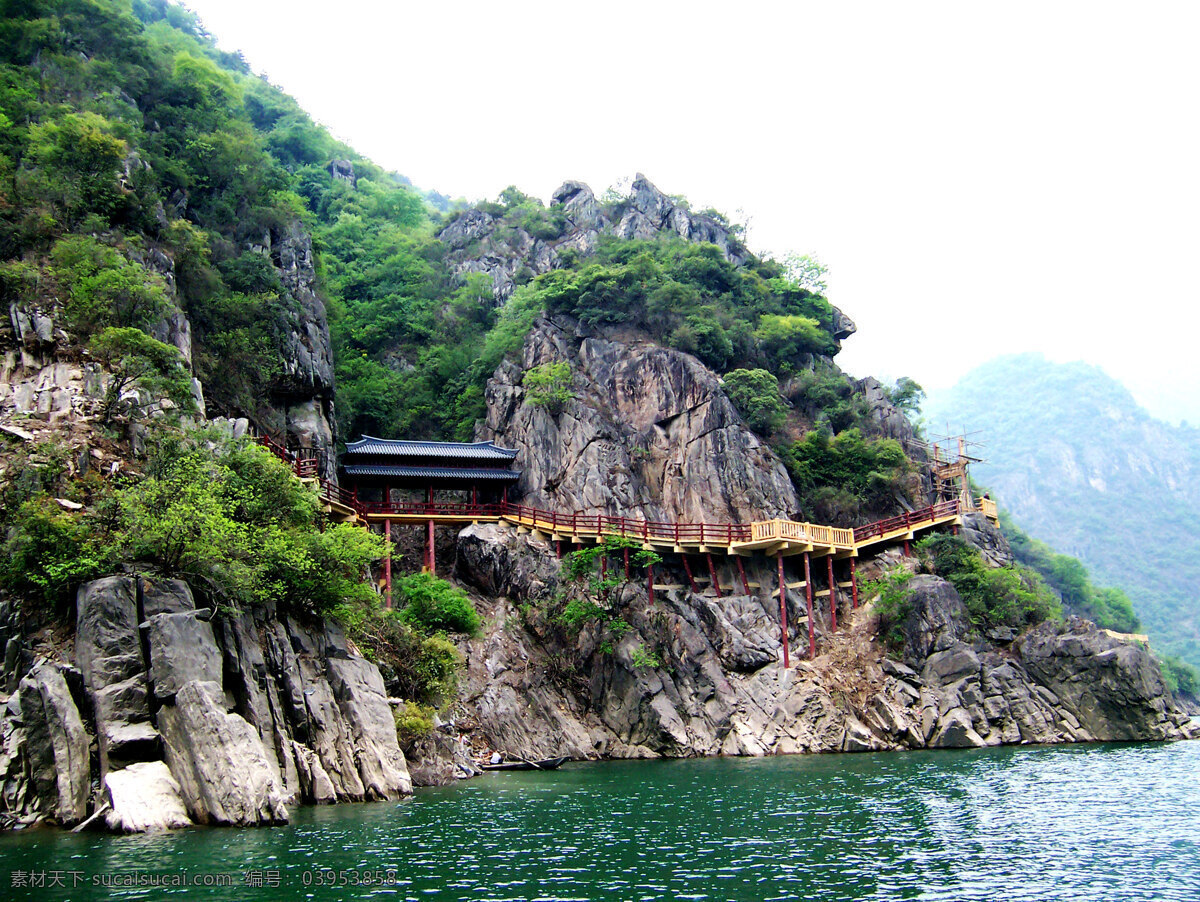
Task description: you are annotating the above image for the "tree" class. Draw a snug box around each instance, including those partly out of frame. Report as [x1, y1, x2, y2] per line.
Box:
[885, 377, 926, 417]
[781, 253, 828, 294]
[87, 327, 196, 424]
[723, 368, 787, 434]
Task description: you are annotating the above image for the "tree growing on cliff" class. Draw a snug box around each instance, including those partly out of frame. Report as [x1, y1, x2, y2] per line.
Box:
[723, 368, 787, 434]
[88, 327, 196, 425]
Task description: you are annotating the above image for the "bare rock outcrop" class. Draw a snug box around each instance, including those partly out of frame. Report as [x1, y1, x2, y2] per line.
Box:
[451, 523, 1198, 765]
[0, 575, 413, 832]
[480, 316, 800, 523]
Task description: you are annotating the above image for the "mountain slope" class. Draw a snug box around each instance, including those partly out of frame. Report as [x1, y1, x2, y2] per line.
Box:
[925, 353, 1200, 667]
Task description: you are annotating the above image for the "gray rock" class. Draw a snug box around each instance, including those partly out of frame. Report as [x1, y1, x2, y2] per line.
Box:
[894, 575, 972, 664]
[76, 577, 155, 772]
[326, 657, 412, 799]
[1015, 619, 1187, 741]
[104, 761, 193, 833]
[145, 612, 223, 699]
[158, 680, 288, 826]
[929, 708, 987, 749]
[140, 578, 195, 618]
[479, 316, 800, 525]
[923, 643, 980, 686]
[18, 664, 89, 824]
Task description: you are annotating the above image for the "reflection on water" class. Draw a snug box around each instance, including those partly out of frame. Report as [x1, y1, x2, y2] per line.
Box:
[1, 741, 1197, 901]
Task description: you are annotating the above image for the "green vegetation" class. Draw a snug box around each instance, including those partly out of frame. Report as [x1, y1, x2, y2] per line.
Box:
[1159, 655, 1199, 699]
[393, 702, 436, 750]
[862, 567, 915, 650]
[781, 428, 910, 523]
[916, 534, 1061, 631]
[924, 353, 1200, 669]
[0, 433, 384, 613]
[723, 368, 787, 434]
[88, 327, 195, 424]
[523, 362, 574, 414]
[1001, 511, 1140, 633]
[396, 572, 481, 635]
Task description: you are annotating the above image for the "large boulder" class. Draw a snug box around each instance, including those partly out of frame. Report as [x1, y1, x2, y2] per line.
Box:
[326, 657, 412, 798]
[1015, 619, 1192, 741]
[17, 663, 89, 824]
[104, 761, 192, 833]
[158, 680, 288, 826]
[894, 575, 973, 664]
[75, 576, 157, 772]
[144, 612, 223, 699]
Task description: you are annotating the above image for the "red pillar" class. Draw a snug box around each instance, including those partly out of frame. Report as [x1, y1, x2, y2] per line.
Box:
[647, 564, 655, 599]
[681, 555, 700, 594]
[803, 551, 816, 659]
[736, 557, 750, 595]
[427, 520, 436, 575]
[706, 554, 722, 598]
[556, 540, 562, 559]
[850, 557, 859, 609]
[826, 555, 837, 633]
[903, 538, 911, 557]
[777, 554, 789, 669]
[624, 547, 631, 580]
[384, 519, 392, 609]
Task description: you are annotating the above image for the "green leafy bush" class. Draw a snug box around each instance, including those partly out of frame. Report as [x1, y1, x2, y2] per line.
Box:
[916, 534, 1061, 630]
[396, 572, 481, 634]
[723, 368, 787, 434]
[862, 567, 914, 650]
[393, 702, 436, 749]
[783, 428, 909, 523]
[523, 362, 574, 414]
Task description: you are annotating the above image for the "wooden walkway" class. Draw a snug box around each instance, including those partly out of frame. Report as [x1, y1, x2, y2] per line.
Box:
[260, 436, 994, 561]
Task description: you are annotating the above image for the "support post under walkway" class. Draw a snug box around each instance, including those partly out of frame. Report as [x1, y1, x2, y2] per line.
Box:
[803, 551, 815, 660]
[777, 554, 789, 670]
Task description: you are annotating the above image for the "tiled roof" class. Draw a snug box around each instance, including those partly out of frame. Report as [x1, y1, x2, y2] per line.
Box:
[344, 436, 518, 461]
[342, 464, 521, 482]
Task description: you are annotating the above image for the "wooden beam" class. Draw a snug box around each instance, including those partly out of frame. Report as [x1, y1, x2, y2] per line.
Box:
[706, 554, 722, 598]
[777, 553, 789, 669]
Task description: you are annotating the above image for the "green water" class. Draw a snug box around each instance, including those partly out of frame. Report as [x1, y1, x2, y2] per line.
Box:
[1, 741, 1198, 901]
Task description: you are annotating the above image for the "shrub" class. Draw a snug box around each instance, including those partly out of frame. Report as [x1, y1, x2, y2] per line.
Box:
[630, 644, 662, 669]
[916, 534, 1061, 630]
[523, 362, 574, 415]
[396, 572, 481, 634]
[862, 567, 913, 650]
[393, 702, 436, 749]
[784, 428, 910, 522]
[723, 368, 787, 434]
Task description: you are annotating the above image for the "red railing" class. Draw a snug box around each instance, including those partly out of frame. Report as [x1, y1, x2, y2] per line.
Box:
[852, 500, 961, 542]
[258, 434, 964, 550]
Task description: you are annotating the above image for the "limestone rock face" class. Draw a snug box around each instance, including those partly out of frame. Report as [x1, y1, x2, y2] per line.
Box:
[480, 316, 800, 523]
[451, 525, 1198, 764]
[1015, 618, 1190, 741]
[1, 575, 413, 832]
[17, 664, 89, 825]
[104, 761, 193, 833]
[158, 680, 288, 826]
[76, 576, 157, 773]
[145, 612, 223, 699]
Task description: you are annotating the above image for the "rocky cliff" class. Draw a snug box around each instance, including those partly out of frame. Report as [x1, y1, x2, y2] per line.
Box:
[0, 576, 410, 832]
[480, 315, 799, 523]
[1, 218, 338, 476]
[448, 525, 1197, 762]
[438, 175, 752, 304]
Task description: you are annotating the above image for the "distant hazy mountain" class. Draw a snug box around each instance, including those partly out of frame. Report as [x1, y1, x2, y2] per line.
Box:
[925, 353, 1200, 667]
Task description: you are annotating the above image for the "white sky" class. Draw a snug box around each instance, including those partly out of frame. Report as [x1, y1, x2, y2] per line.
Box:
[184, 0, 1200, 424]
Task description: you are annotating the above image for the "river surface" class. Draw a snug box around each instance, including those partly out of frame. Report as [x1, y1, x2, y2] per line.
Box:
[1, 740, 1197, 901]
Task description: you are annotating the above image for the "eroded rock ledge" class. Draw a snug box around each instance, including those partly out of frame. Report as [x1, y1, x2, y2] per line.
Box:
[452, 523, 1198, 762]
[0, 576, 411, 832]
